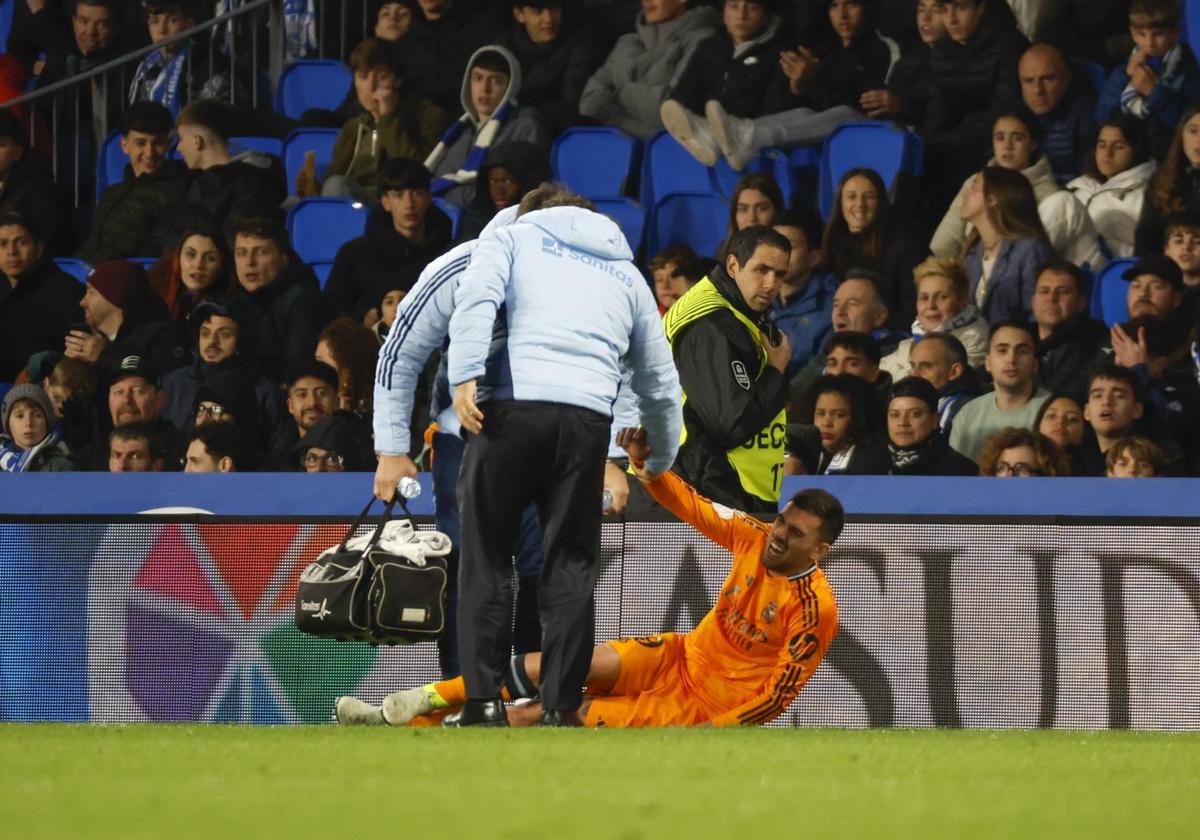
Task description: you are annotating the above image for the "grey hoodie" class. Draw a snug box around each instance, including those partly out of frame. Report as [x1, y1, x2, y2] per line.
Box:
[579, 5, 720, 139]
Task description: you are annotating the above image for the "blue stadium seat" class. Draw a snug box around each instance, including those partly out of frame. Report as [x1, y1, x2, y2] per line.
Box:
[96, 130, 128, 200]
[274, 60, 353, 120]
[640, 131, 712, 211]
[285, 198, 369, 264]
[54, 257, 92, 283]
[646, 192, 729, 259]
[432, 197, 463, 240]
[231, 136, 283, 158]
[1083, 62, 1107, 93]
[310, 260, 334, 290]
[551, 127, 639, 198]
[593, 196, 645, 254]
[818, 121, 924, 218]
[1092, 256, 1135, 327]
[282, 128, 340, 196]
[129, 257, 157, 270]
[710, 148, 802, 203]
[0, 2, 13, 58]
[0, 382, 12, 407]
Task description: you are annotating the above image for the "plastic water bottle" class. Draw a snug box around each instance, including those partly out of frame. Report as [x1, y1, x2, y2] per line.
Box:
[602, 489, 613, 512]
[397, 476, 422, 500]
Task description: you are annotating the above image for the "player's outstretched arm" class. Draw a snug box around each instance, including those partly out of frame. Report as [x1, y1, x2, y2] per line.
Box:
[618, 428, 764, 553]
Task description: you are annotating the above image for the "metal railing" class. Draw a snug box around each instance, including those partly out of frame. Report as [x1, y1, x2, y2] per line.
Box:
[1, 0, 281, 206]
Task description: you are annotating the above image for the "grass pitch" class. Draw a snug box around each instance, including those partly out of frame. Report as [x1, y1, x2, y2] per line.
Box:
[2, 725, 1197, 839]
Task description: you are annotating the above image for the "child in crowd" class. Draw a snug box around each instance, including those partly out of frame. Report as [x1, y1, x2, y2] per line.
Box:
[0, 385, 73, 472]
[1106, 435, 1168, 477]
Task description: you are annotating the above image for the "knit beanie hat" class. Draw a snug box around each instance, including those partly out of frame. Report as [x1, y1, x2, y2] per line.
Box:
[88, 261, 150, 311]
[1, 384, 55, 438]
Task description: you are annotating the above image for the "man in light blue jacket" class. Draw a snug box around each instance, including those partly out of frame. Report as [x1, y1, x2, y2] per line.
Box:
[447, 185, 682, 727]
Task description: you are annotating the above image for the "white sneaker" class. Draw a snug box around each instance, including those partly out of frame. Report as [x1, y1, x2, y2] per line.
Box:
[706, 100, 759, 171]
[660, 99, 720, 166]
[381, 687, 436, 726]
[334, 696, 385, 726]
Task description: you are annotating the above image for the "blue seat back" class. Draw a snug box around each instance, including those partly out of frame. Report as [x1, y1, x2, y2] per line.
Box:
[96, 130, 127, 200]
[231, 136, 283, 158]
[593, 197, 645, 254]
[310, 260, 334, 290]
[0, 382, 12, 406]
[641, 131, 712, 211]
[1083, 61, 1107, 92]
[128, 257, 157, 270]
[819, 122, 924, 218]
[551, 128, 639, 198]
[1092, 256, 1135, 326]
[432, 198, 464, 240]
[282, 128, 340, 196]
[646, 192, 729, 259]
[274, 60, 352, 119]
[54, 257, 93, 283]
[285, 198, 369, 264]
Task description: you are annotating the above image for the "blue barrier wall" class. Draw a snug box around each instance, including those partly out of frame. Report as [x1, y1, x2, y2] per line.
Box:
[1, 473, 1199, 516]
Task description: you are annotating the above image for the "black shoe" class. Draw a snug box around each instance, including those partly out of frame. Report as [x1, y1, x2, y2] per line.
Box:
[538, 709, 583, 727]
[442, 699, 509, 727]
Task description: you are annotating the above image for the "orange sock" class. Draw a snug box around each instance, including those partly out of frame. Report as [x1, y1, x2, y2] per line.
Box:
[430, 677, 515, 705]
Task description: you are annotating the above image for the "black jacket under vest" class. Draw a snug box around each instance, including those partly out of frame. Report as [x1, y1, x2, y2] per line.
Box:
[669, 266, 788, 515]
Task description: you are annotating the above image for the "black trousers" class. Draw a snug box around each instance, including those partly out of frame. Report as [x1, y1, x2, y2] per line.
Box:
[457, 400, 610, 711]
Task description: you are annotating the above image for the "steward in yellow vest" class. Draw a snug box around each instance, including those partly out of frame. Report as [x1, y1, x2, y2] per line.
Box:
[662, 226, 793, 514]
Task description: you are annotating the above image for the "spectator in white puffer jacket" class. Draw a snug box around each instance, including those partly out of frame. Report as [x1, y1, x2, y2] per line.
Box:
[931, 108, 1107, 272]
[1067, 113, 1156, 258]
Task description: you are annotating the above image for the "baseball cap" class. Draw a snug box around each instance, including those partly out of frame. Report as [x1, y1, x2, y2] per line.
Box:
[1121, 254, 1184, 291]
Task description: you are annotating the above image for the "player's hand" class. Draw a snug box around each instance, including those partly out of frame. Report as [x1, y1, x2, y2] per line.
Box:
[764, 329, 792, 374]
[64, 328, 106, 363]
[374, 454, 418, 502]
[454, 379, 484, 434]
[603, 460, 630, 514]
[616, 427, 660, 482]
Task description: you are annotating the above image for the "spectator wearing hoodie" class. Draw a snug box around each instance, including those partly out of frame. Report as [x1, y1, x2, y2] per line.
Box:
[0, 212, 84, 382]
[1019, 44, 1096, 185]
[425, 45, 551, 208]
[227, 217, 326, 383]
[309, 38, 448, 203]
[458, 141, 551, 241]
[172, 99, 287, 235]
[1067, 114, 1156, 259]
[701, 0, 900, 171]
[922, 0, 1029, 203]
[496, 0, 609, 135]
[0, 111, 67, 253]
[932, 109, 1106, 272]
[159, 301, 283, 445]
[294, 412, 377, 473]
[77, 102, 191, 265]
[396, 0, 507, 117]
[446, 185, 682, 724]
[657, 0, 795, 167]
[579, 0, 719, 140]
[0, 384, 74, 472]
[66, 259, 189, 378]
[325, 158, 454, 326]
[886, 375, 978, 475]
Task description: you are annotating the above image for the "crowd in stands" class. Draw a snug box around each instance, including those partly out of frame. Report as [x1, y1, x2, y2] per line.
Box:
[1, 0, 1199, 482]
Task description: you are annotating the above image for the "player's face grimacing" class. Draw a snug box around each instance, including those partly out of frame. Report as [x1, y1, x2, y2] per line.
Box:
[763, 504, 830, 576]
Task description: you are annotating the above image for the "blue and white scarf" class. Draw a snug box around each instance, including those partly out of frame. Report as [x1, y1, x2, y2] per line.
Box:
[129, 44, 190, 117]
[0, 430, 63, 473]
[910, 304, 982, 339]
[214, 0, 316, 60]
[1120, 45, 1183, 118]
[426, 101, 517, 196]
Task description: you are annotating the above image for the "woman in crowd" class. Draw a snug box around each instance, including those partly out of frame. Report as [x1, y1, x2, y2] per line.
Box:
[147, 220, 236, 322]
[886, 376, 978, 475]
[1135, 106, 1200, 254]
[802, 372, 889, 475]
[977, 427, 1070, 477]
[716, 173, 785, 260]
[932, 109, 1104, 270]
[960, 166, 1057, 323]
[880, 255, 988, 380]
[862, 0, 944, 126]
[1036, 394, 1086, 475]
[1067, 115, 1155, 258]
[315, 317, 380, 416]
[821, 166, 927, 329]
